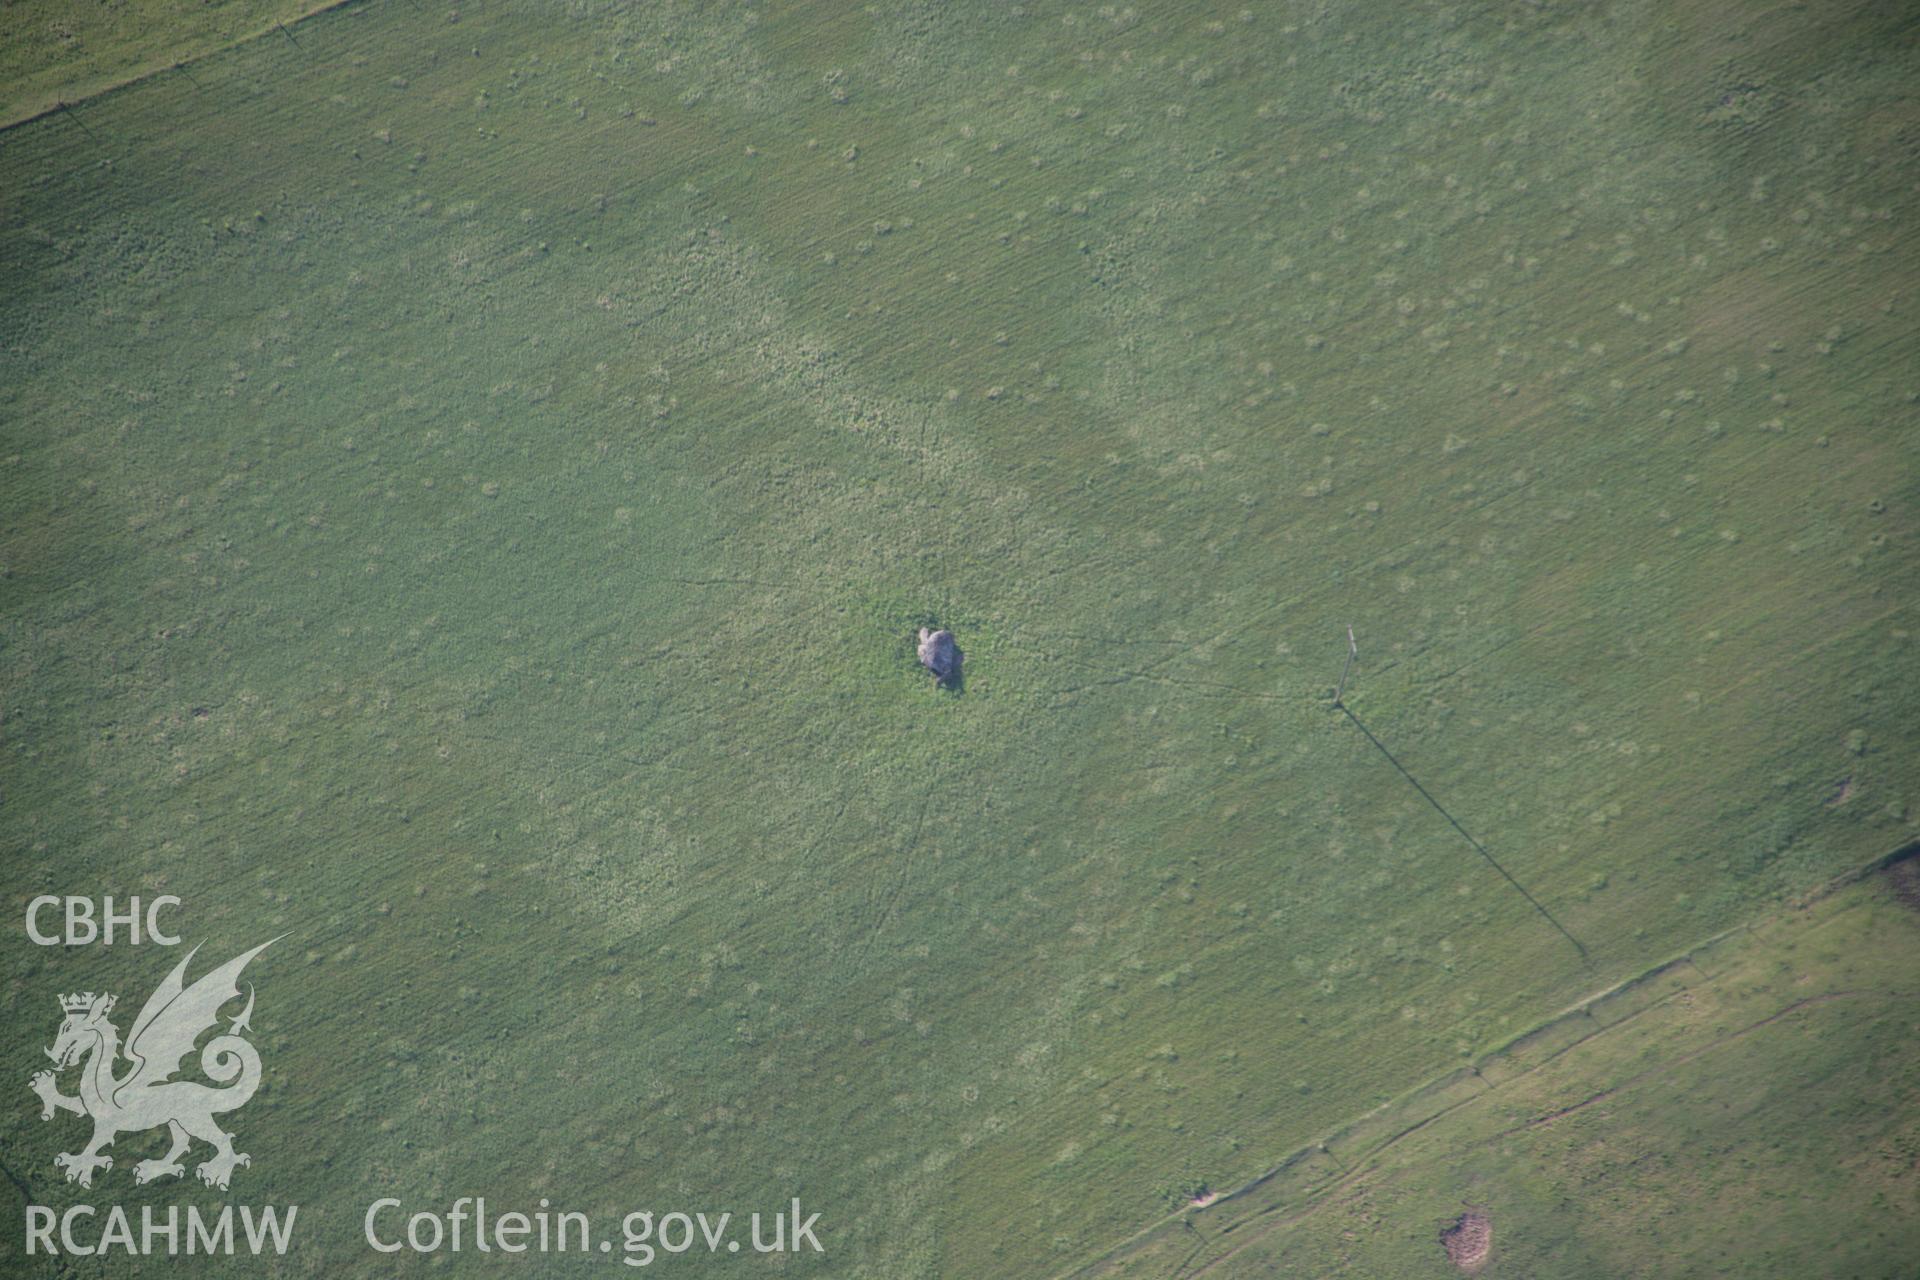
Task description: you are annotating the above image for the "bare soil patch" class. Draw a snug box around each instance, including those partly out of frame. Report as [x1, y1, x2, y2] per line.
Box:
[1440, 1210, 1492, 1273]
[1885, 850, 1920, 914]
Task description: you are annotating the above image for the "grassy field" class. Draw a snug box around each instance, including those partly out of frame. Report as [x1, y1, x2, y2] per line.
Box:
[2, 1, 1916, 1276]
[1072, 859, 1920, 1278]
[0, 0, 330, 130]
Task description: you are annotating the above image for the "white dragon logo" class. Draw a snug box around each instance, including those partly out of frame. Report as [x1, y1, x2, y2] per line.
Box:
[29, 940, 276, 1190]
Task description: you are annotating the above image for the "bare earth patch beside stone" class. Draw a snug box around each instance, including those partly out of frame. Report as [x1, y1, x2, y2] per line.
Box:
[1440, 1210, 1492, 1273]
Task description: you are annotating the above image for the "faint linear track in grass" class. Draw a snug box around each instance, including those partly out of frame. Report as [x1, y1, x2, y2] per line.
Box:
[1056, 843, 1915, 1280]
[1048, 655, 1291, 704]
[850, 779, 934, 972]
[0, 0, 364, 134]
[1036, 364, 1892, 716]
[1160, 982, 1895, 1280]
[1024, 466, 1557, 709]
[1498, 989, 1877, 1137]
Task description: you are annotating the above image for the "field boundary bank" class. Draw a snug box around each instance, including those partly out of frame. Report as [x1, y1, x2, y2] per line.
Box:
[1056, 837, 1918, 1280]
[1, 0, 364, 135]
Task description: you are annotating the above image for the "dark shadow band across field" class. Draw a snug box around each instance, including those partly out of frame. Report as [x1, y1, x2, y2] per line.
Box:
[1333, 697, 1590, 963]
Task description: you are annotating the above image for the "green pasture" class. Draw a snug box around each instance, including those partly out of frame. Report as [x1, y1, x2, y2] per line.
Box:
[2, 1, 1915, 1275]
[1073, 864, 1920, 1278]
[0, 0, 328, 130]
